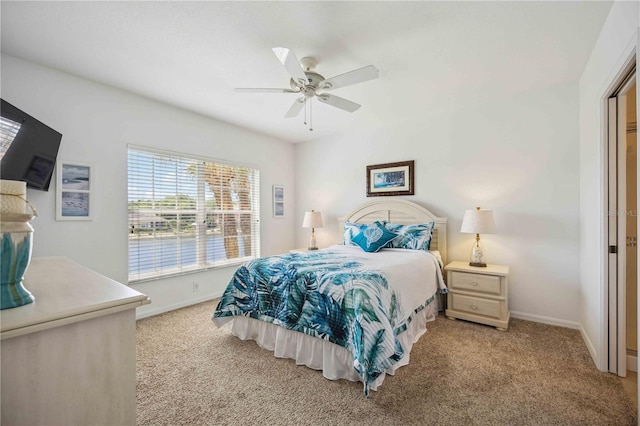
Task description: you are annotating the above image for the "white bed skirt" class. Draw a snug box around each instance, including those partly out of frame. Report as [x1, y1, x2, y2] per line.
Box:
[215, 301, 439, 392]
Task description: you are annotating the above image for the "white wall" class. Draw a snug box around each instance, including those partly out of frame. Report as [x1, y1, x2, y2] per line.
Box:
[1, 55, 296, 318]
[578, 0, 639, 371]
[295, 80, 582, 328]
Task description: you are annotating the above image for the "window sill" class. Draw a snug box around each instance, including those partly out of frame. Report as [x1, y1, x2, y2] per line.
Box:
[128, 256, 254, 284]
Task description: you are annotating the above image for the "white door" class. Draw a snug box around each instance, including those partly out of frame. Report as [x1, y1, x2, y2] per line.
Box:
[608, 72, 636, 376]
[608, 96, 622, 374]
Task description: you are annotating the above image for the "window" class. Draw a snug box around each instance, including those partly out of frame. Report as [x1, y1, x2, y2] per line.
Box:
[127, 146, 260, 282]
[0, 116, 22, 160]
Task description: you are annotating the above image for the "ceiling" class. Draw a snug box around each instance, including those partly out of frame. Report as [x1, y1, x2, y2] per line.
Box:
[1, 1, 612, 144]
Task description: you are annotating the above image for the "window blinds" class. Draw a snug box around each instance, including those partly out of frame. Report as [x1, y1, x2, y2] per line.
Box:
[127, 146, 260, 282]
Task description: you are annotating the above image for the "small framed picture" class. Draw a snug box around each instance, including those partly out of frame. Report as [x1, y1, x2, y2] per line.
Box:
[366, 160, 414, 197]
[273, 184, 284, 218]
[56, 162, 92, 220]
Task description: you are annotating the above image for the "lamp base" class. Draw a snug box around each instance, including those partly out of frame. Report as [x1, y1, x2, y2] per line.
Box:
[469, 240, 486, 268]
[1, 226, 35, 309]
[307, 247, 318, 251]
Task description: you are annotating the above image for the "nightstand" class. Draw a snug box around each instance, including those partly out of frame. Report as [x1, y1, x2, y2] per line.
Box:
[444, 261, 510, 331]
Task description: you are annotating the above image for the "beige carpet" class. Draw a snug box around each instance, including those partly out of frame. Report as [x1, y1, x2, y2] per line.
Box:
[137, 301, 637, 425]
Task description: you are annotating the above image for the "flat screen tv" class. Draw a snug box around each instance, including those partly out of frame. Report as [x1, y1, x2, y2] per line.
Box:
[0, 99, 62, 191]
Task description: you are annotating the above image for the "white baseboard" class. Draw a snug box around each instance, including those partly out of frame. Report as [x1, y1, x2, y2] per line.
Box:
[628, 354, 638, 372]
[136, 291, 223, 320]
[580, 325, 599, 368]
[510, 311, 581, 330]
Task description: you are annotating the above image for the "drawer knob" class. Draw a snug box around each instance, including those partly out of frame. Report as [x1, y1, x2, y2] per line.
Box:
[471, 304, 478, 310]
[471, 281, 478, 286]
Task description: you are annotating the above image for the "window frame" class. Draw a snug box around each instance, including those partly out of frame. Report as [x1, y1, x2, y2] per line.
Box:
[127, 145, 260, 283]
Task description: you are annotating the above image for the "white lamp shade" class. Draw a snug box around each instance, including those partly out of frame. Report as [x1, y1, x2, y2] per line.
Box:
[460, 209, 495, 234]
[302, 211, 323, 229]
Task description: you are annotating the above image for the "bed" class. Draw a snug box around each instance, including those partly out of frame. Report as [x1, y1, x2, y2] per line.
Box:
[212, 199, 447, 395]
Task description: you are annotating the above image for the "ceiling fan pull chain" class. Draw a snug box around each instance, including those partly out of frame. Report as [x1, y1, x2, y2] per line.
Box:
[304, 98, 307, 126]
[309, 98, 313, 131]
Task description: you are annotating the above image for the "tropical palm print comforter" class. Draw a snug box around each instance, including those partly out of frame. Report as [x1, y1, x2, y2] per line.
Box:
[212, 245, 447, 395]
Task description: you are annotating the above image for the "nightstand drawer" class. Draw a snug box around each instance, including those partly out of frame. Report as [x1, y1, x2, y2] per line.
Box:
[450, 272, 501, 295]
[450, 293, 501, 318]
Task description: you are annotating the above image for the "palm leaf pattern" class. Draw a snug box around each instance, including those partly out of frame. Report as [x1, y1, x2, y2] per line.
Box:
[213, 249, 430, 395]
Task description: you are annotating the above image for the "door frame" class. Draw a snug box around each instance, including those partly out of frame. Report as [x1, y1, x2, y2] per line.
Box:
[604, 60, 636, 376]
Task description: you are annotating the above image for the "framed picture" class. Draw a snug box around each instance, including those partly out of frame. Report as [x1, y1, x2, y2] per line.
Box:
[273, 184, 284, 218]
[56, 162, 92, 220]
[366, 160, 414, 197]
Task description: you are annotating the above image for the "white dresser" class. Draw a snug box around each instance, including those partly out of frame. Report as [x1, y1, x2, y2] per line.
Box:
[444, 261, 510, 331]
[1, 256, 150, 426]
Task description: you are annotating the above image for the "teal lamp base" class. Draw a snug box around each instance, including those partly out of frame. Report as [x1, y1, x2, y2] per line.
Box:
[0, 278, 35, 309]
[1, 218, 35, 310]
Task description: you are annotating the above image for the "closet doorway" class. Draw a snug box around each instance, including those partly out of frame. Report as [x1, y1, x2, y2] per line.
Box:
[607, 65, 636, 378]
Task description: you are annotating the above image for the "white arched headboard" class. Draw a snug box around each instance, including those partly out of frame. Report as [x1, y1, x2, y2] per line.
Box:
[339, 199, 447, 266]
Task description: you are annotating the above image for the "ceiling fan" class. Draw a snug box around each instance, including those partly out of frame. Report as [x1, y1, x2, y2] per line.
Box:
[235, 47, 379, 130]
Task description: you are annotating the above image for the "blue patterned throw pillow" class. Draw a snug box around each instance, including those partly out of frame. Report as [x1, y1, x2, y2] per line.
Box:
[343, 221, 369, 245]
[352, 221, 398, 253]
[383, 221, 435, 251]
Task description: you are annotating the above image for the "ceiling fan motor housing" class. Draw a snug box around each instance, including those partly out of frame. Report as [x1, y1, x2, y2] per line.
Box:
[290, 71, 326, 97]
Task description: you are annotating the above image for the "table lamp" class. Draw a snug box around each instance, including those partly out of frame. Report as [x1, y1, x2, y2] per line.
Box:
[460, 207, 496, 267]
[302, 210, 323, 250]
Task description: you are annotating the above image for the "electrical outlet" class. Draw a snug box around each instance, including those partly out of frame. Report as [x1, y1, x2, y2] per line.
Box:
[193, 281, 200, 292]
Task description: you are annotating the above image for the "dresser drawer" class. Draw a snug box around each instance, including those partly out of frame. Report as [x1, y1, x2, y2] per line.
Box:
[450, 293, 501, 319]
[450, 271, 501, 295]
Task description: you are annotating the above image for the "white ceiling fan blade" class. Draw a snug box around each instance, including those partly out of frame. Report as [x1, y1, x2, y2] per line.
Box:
[234, 88, 298, 93]
[272, 47, 309, 86]
[285, 97, 306, 118]
[319, 65, 379, 91]
[317, 94, 361, 113]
